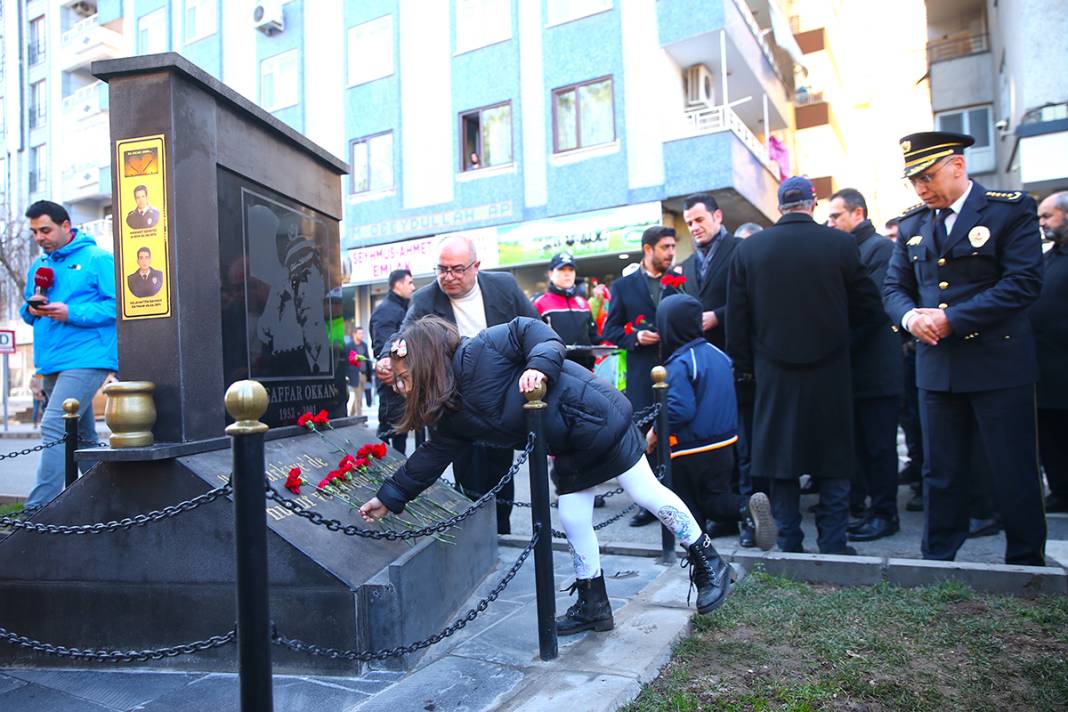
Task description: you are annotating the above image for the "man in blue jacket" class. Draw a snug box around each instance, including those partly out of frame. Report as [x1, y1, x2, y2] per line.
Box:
[20, 201, 117, 516]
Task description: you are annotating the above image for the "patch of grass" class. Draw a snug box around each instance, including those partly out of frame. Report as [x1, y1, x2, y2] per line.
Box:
[623, 568, 1068, 711]
[0, 502, 23, 517]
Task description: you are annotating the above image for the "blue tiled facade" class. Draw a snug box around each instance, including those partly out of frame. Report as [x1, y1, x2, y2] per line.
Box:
[116, 0, 788, 255]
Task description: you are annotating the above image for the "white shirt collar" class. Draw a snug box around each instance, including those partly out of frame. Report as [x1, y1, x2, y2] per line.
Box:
[947, 181, 973, 215]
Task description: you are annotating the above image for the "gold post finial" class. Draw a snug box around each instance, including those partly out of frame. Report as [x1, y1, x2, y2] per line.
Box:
[62, 398, 80, 418]
[523, 382, 548, 409]
[651, 365, 668, 388]
[225, 380, 269, 435]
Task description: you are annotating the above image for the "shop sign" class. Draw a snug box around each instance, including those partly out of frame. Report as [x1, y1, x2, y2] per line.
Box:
[346, 227, 499, 285]
[347, 201, 513, 246]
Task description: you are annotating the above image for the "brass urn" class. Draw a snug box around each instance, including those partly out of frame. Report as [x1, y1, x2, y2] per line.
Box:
[104, 381, 157, 448]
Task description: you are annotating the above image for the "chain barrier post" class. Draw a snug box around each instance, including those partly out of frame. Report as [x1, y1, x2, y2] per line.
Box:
[224, 381, 274, 712]
[523, 381, 557, 661]
[651, 366, 676, 565]
[63, 398, 80, 488]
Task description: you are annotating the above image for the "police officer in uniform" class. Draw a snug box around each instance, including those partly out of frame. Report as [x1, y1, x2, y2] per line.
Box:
[883, 131, 1046, 566]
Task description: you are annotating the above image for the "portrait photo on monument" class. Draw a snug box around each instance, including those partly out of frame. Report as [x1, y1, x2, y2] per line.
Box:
[125, 183, 161, 230]
[126, 246, 164, 298]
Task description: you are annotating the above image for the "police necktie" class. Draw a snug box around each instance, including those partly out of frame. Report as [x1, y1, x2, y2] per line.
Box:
[935, 208, 953, 253]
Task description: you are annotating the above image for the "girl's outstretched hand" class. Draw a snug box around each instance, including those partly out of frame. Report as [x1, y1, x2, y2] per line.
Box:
[360, 497, 389, 523]
[518, 369, 547, 394]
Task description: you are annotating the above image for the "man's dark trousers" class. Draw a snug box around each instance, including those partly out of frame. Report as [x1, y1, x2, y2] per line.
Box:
[899, 345, 924, 471]
[1038, 409, 1068, 502]
[770, 477, 849, 552]
[920, 385, 1046, 566]
[453, 444, 514, 534]
[377, 387, 409, 454]
[851, 396, 900, 520]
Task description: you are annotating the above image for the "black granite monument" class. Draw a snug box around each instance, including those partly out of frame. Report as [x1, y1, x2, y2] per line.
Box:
[0, 54, 497, 675]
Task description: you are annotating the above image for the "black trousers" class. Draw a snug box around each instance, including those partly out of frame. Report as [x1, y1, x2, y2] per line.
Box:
[453, 444, 515, 535]
[899, 346, 924, 470]
[1038, 408, 1068, 499]
[851, 396, 900, 520]
[672, 446, 745, 534]
[377, 387, 409, 454]
[736, 398, 769, 497]
[919, 386, 1046, 566]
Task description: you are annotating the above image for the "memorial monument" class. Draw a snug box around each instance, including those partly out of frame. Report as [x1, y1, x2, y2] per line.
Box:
[0, 54, 497, 675]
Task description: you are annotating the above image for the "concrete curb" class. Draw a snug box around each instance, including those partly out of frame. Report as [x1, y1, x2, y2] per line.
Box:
[498, 535, 1068, 596]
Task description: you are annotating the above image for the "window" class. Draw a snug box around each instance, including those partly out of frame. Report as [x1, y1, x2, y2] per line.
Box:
[260, 50, 299, 112]
[936, 106, 994, 173]
[347, 15, 393, 87]
[350, 132, 394, 194]
[184, 0, 217, 44]
[455, 0, 511, 54]
[138, 9, 168, 54]
[29, 80, 46, 129]
[552, 77, 614, 153]
[28, 16, 45, 65]
[29, 145, 47, 194]
[547, 0, 612, 26]
[460, 102, 513, 170]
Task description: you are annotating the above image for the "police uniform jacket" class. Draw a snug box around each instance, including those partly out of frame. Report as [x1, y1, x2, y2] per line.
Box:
[883, 183, 1043, 393]
[850, 221, 903, 400]
[1029, 242, 1068, 409]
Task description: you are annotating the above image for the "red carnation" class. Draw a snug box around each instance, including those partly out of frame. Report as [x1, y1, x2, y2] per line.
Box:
[296, 412, 314, 428]
[624, 323, 634, 336]
[354, 457, 370, 470]
[371, 442, 388, 459]
[317, 476, 332, 489]
[635, 313, 646, 325]
[285, 467, 302, 495]
[348, 350, 366, 366]
[357, 444, 373, 458]
[339, 454, 356, 470]
[313, 410, 329, 426]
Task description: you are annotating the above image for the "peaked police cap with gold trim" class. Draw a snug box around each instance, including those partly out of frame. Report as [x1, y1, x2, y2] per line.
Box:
[899, 131, 975, 178]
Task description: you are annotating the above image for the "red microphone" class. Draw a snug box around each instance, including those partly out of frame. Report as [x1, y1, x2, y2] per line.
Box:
[29, 266, 54, 307]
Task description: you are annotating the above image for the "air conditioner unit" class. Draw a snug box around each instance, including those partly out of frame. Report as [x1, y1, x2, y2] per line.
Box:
[69, 1, 95, 17]
[253, 0, 284, 35]
[685, 64, 715, 107]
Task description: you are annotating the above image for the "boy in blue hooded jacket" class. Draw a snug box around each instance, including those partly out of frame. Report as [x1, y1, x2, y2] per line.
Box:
[652, 293, 775, 550]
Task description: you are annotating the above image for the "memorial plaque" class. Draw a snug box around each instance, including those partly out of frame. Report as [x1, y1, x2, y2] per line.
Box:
[218, 170, 346, 427]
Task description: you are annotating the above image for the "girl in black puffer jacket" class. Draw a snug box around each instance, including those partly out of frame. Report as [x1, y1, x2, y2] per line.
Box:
[359, 315, 735, 632]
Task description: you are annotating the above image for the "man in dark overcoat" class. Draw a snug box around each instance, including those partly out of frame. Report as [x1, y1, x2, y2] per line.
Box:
[1032, 191, 1068, 513]
[390, 235, 539, 534]
[884, 131, 1046, 566]
[826, 188, 904, 542]
[602, 225, 684, 526]
[370, 269, 415, 453]
[726, 177, 884, 554]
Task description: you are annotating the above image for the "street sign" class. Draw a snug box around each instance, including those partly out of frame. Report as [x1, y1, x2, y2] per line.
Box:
[0, 330, 14, 355]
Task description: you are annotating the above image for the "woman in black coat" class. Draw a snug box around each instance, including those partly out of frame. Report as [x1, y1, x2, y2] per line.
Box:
[359, 316, 735, 632]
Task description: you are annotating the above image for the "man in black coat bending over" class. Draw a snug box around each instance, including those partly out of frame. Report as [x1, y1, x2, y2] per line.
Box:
[380, 235, 539, 534]
[727, 177, 884, 554]
[826, 188, 904, 542]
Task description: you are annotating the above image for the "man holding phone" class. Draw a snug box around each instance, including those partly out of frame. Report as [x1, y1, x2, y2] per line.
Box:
[19, 201, 117, 517]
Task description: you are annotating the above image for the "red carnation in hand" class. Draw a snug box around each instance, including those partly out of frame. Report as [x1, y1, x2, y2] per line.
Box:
[371, 442, 388, 459]
[313, 410, 329, 426]
[624, 322, 634, 336]
[296, 412, 314, 428]
[285, 467, 302, 495]
[635, 313, 646, 325]
[348, 350, 365, 366]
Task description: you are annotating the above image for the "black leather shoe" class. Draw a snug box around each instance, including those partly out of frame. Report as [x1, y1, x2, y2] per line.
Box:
[967, 517, 1001, 538]
[848, 516, 900, 542]
[705, 520, 739, 538]
[847, 514, 868, 534]
[738, 525, 756, 548]
[1046, 494, 1068, 513]
[629, 509, 657, 527]
[905, 492, 924, 512]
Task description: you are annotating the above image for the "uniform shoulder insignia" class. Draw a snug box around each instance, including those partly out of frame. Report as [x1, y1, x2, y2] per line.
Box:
[986, 190, 1024, 202]
[899, 202, 926, 218]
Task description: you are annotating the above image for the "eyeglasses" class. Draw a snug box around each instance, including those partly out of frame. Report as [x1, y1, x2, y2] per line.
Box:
[435, 261, 475, 277]
[908, 159, 953, 186]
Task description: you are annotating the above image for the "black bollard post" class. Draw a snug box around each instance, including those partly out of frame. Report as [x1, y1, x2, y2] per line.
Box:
[524, 382, 558, 661]
[62, 398, 80, 488]
[651, 366, 676, 565]
[224, 381, 274, 712]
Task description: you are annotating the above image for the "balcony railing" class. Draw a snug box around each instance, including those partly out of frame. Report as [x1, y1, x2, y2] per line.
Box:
[79, 217, 114, 249]
[679, 105, 778, 176]
[62, 80, 107, 119]
[60, 14, 124, 70]
[927, 33, 989, 63]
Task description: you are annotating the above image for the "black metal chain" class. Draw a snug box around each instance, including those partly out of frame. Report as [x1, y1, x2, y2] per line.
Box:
[0, 625, 236, 662]
[632, 402, 661, 429]
[550, 463, 665, 540]
[0, 480, 233, 534]
[0, 435, 66, 462]
[265, 435, 534, 541]
[272, 527, 539, 661]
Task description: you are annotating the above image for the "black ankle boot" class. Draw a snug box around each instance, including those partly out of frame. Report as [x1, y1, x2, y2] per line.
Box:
[685, 534, 735, 614]
[556, 573, 614, 636]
